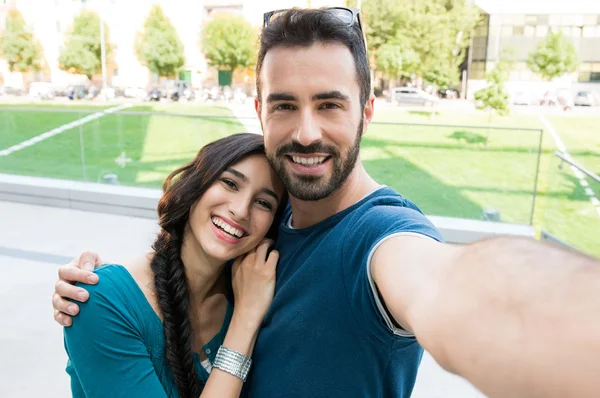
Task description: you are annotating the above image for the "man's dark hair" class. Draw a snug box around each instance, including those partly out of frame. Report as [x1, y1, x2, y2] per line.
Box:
[256, 8, 371, 108]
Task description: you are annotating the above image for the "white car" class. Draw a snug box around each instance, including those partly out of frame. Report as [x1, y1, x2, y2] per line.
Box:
[512, 92, 533, 105]
[574, 91, 599, 107]
[29, 82, 55, 100]
[390, 87, 438, 107]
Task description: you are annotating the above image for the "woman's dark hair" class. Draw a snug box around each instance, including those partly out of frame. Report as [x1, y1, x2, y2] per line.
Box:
[256, 7, 370, 108]
[150, 133, 287, 397]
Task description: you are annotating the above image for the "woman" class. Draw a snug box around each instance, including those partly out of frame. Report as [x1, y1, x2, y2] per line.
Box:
[64, 133, 287, 397]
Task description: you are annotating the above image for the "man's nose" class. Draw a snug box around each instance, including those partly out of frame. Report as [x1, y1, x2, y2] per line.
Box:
[294, 110, 323, 147]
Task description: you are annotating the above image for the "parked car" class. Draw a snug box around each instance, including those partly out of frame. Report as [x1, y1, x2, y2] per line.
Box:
[574, 90, 600, 107]
[146, 88, 162, 101]
[512, 92, 534, 105]
[123, 86, 147, 99]
[390, 87, 439, 106]
[0, 85, 25, 96]
[438, 87, 458, 99]
[29, 82, 55, 100]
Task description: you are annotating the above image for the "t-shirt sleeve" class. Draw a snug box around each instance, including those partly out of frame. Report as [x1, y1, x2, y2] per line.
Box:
[63, 268, 168, 398]
[341, 204, 443, 343]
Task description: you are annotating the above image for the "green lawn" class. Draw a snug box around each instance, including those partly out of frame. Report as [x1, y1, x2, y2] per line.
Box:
[369, 108, 600, 257]
[0, 103, 244, 187]
[0, 103, 598, 257]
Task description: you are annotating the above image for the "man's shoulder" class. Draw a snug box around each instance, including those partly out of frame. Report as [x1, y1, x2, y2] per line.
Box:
[345, 187, 442, 242]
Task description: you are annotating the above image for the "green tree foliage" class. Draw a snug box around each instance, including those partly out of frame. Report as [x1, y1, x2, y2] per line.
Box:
[375, 37, 419, 79]
[58, 10, 112, 80]
[135, 5, 185, 78]
[202, 14, 257, 74]
[474, 57, 513, 119]
[362, 0, 480, 86]
[527, 31, 580, 81]
[0, 9, 43, 73]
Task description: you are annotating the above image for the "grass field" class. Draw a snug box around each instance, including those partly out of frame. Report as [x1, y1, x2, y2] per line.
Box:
[0, 102, 598, 257]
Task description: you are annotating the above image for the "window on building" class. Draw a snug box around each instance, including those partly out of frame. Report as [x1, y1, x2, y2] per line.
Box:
[524, 26, 535, 37]
[561, 26, 572, 36]
[563, 15, 585, 26]
[56, 21, 61, 33]
[513, 26, 525, 36]
[536, 25, 549, 37]
[583, 15, 598, 26]
[113, 69, 119, 77]
[583, 26, 596, 37]
[525, 15, 537, 26]
[501, 25, 513, 37]
[572, 26, 582, 37]
[579, 63, 600, 82]
[474, 14, 490, 37]
[548, 15, 562, 26]
[471, 61, 485, 79]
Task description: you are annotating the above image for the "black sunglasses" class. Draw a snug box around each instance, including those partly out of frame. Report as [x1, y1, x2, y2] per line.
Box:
[263, 7, 364, 33]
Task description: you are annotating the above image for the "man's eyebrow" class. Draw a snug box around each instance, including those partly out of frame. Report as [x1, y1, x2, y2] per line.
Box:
[225, 168, 248, 182]
[266, 92, 298, 103]
[312, 91, 350, 101]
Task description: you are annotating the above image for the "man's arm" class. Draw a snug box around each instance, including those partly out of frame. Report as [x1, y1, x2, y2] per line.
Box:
[372, 236, 600, 398]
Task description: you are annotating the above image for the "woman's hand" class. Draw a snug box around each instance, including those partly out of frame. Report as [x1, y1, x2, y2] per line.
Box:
[231, 239, 279, 329]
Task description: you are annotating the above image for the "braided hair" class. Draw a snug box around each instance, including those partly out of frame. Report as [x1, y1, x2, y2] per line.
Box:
[150, 133, 287, 397]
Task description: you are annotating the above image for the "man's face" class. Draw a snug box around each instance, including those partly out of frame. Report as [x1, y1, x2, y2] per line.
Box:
[256, 42, 373, 201]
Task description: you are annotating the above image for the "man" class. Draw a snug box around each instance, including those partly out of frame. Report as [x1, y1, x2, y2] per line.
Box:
[52, 8, 600, 397]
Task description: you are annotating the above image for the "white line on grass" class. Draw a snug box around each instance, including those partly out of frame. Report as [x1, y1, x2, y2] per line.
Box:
[0, 103, 132, 157]
[539, 115, 600, 218]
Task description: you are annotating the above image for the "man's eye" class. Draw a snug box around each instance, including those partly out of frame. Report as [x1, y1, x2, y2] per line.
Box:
[274, 103, 295, 111]
[221, 178, 237, 190]
[320, 103, 341, 110]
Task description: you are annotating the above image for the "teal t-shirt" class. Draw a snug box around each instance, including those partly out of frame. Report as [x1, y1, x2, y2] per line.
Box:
[64, 264, 233, 398]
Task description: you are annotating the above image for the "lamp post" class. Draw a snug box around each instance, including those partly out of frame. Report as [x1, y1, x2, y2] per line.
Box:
[99, 12, 107, 89]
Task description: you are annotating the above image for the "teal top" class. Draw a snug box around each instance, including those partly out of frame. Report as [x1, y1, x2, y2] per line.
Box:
[64, 264, 233, 398]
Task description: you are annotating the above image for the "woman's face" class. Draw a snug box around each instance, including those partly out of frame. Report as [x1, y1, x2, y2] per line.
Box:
[188, 154, 285, 262]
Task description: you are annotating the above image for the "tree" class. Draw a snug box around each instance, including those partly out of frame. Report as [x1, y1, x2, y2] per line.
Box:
[527, 31, 580, 81]
[59, 10, 112, 80]
[474, 58, 512, 139]
[135, 5, 185, 78]
[374, 38, 419, 81]
[0, 9, 43, 76]
[201, 15, 257, 78]
[362, 0, 480, 87]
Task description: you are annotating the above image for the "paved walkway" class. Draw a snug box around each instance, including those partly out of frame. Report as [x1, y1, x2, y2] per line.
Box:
[0, 200, 484, 397]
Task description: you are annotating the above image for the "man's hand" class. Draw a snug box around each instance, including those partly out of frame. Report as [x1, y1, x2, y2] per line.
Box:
[52, 251, 102, 326]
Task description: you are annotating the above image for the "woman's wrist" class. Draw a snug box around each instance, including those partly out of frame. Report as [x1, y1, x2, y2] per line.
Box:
[222, 312, 261, 357]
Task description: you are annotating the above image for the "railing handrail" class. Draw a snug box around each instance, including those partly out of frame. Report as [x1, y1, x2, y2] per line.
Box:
[555, 151, 600, 184]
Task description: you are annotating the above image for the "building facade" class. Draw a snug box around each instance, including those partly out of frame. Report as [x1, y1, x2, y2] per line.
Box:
[467, 0, 600, 96]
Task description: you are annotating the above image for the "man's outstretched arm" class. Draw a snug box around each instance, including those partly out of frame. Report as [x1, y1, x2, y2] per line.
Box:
[372, 236, 600, 398]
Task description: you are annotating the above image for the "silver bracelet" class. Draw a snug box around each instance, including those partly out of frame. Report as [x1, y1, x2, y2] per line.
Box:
[213, 346, 252, 382]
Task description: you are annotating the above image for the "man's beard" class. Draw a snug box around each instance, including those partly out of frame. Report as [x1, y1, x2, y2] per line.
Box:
[267, 118, 363, 201]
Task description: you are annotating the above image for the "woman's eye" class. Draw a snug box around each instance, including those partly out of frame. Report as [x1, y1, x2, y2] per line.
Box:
[256, 199, 273, 210]
[221, 178, 237, 190]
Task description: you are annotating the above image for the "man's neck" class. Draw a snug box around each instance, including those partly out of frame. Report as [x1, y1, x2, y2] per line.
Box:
[289, 162, 380, 229]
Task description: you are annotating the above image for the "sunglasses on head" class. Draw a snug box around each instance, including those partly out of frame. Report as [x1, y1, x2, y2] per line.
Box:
[263, 7, 364, 33]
